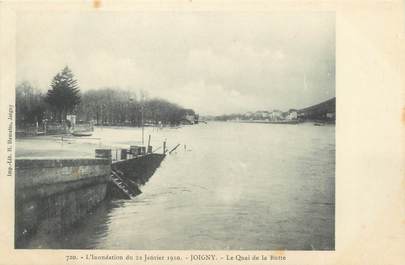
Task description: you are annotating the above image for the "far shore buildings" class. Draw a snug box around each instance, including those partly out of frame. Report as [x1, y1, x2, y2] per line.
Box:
[270, 110, 283, 120]
[241, 109, 297, 121]
[286, 109, 298, 120]
[215, 97, 335, 122]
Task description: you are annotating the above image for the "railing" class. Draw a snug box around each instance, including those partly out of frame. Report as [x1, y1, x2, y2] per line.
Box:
[96, 141, 165, 163]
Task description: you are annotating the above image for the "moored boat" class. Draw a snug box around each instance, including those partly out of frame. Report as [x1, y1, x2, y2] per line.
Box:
[71, 131, 93, 136]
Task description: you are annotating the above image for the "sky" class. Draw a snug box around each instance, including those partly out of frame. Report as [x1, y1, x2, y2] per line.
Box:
[16, 11, 335, 116]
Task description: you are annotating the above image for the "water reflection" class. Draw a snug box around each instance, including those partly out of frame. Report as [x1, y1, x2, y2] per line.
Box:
[22, 200, 122, 249]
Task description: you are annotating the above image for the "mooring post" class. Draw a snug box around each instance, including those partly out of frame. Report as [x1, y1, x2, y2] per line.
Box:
[120, 149, 127, 160]
[163, 141, 166, 154]
[147, 134, 151, 150]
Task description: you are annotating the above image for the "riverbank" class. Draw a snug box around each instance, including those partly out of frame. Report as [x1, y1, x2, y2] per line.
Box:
[15, 149, 167, 248]
[15, 125, 175, 248]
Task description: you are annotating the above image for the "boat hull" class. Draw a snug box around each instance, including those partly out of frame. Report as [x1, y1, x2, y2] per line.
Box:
[71, 132, 93, 137]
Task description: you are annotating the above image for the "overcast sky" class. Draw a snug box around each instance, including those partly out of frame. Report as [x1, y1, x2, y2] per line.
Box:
[17, 11, 335, 115]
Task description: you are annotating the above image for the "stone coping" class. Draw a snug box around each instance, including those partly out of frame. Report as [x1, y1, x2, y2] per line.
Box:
[16, 158, 111, 169]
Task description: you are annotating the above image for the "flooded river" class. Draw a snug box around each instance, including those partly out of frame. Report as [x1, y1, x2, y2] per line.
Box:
[26, 121, 335, 250]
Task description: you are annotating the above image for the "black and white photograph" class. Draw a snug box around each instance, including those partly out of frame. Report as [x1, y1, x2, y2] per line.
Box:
[12, 9, 336, 251]
[3, 1, 405, 264]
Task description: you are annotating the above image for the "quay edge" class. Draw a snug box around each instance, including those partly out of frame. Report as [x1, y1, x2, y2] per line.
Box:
[15, 158, 111, 247]
[15, 152, 165, 248]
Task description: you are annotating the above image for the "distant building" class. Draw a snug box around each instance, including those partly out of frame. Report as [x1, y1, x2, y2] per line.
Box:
[184, 114, 195, 124]
[181, 109, 199, 125]
[66, 114, 76, 126]
[243, 112, 254, 120]
[286, 109, 298, 120]
[253, 111, 264, 119]
[270, 110, 283, 120]
[256, 110, 270, 118]
[66, 114, 77, 131]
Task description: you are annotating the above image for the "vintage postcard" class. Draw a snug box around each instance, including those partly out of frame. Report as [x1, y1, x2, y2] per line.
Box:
[0, 1, 404, 264]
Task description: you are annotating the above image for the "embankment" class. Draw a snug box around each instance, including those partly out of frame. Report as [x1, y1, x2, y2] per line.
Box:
[15, 158, 111, 247]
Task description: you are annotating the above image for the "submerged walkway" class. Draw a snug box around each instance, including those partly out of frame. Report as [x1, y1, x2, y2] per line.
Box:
[16, 135, 99, 158]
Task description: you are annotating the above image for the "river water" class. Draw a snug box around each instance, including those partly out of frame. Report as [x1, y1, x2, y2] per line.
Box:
[28, 121, 335, 250]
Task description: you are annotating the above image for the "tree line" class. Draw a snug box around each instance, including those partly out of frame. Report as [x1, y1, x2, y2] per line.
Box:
[16, 66, 195, 127]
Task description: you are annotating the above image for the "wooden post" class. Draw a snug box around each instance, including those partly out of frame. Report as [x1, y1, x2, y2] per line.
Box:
[121, 149, 128, 160]
[141, 94, 145, 145]
[147, 134, 152, 153]
[163, 141, 166, 154]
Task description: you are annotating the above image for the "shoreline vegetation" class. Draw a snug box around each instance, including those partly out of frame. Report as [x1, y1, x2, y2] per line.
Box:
[16, 66, 335, 138]
[16, 67, 197, 137]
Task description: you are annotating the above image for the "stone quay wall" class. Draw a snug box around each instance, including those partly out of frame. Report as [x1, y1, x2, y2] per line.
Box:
[15, 158, 111, 246]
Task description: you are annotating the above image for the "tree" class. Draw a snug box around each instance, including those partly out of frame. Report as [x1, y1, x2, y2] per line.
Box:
[15, 81, 47, 126]
[74, 88, 195, 126]
[45, 66, 81, 121]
